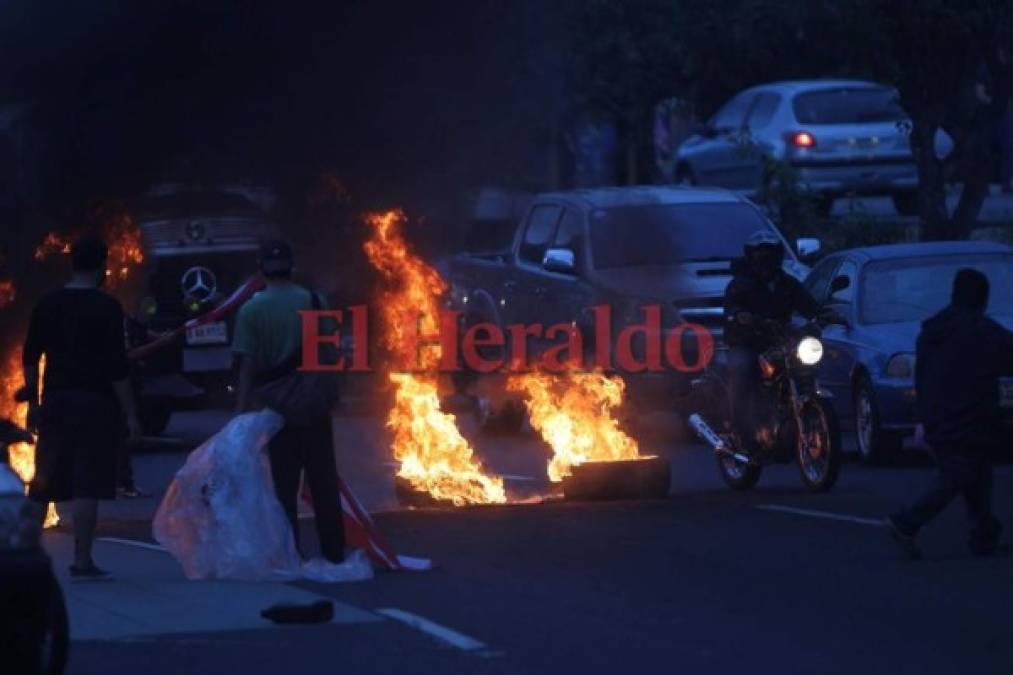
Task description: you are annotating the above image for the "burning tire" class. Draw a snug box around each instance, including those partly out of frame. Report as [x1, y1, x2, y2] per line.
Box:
[394, 477, 456, 508]
[562, 457, 670, 501]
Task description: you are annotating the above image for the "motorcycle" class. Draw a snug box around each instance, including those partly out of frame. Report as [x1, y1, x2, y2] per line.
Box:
[689, 312, 847, 493]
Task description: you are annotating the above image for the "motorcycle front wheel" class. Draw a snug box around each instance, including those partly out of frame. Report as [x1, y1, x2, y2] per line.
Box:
[795, 397, 842, 493]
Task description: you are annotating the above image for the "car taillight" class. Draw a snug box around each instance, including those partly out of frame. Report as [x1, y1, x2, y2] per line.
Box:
[785, 131, 816, 148]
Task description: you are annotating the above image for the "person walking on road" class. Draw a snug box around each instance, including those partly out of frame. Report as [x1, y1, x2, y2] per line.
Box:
[233, 239, 345, 563]
[886, 268, 1013, 559]
[21, 234, 142, 580]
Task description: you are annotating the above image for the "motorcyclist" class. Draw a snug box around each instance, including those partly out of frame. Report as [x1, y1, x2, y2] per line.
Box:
[723, 230, 823, 450]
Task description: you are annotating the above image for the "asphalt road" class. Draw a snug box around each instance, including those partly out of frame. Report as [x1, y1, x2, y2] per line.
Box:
[62, 406, 1013, 675]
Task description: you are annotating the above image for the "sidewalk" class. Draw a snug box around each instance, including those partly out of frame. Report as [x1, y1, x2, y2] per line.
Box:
[42, 532, 379, 641]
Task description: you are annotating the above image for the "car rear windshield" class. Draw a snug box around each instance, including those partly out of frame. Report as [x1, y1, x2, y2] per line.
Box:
[792, 87, 905, 125]
[588, 202, 783, 269]
[860, 254, 1013, 324]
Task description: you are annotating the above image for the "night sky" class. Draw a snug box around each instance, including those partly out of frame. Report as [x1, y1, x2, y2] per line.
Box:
[0, 1, 563, 216]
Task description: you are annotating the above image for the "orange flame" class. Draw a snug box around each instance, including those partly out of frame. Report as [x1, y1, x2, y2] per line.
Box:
[364, 210, 505, 505]
[34, 233, 72, 261]
[0, 280, 15, 308]
[508, 370, 641, 482]
[1, 350, 58, 527]
[33, 210, 145, 288]
[104, 212, 145, 285]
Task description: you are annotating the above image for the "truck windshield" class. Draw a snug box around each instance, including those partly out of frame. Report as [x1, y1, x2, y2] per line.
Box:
[589, 202, 780, 269]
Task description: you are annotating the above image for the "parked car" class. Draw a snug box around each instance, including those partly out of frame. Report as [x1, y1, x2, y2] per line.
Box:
[447, 185, 818, 414]
[802, 241, 1013, 463]
[128, 191, 282, 434]
[674, 80, 919, 215]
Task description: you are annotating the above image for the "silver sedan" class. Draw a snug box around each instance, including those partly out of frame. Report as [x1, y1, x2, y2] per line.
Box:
[674, 80, 920, 216]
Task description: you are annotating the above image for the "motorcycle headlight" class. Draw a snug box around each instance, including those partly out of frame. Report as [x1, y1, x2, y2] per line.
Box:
[796, 336, 824, 365]
[885, 352, 916, 379]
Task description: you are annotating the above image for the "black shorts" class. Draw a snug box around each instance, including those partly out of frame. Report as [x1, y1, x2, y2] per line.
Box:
[29, 389, 123, 503]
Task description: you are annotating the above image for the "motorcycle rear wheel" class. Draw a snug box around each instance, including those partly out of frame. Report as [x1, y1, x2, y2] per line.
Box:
[717, 453, 762, 491]
[796, 397, 842, 493]
[699, 372, 763, 491]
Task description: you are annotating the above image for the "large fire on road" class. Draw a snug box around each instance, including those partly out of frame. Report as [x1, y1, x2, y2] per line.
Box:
[509, 370, 643, 482]
[364, 210, 506, 506]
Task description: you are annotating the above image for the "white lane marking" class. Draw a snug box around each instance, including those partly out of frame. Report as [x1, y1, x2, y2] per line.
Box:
[98, 537, 168, 553]
[756, 505, 885, 528]
[376, 608, 488, 651]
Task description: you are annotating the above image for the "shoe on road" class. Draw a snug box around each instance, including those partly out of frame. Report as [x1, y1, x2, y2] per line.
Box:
[885, 516, 922, 561]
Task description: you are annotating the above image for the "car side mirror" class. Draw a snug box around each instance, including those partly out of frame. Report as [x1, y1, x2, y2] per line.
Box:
[796, 237, 821, 260]
[829, 275, 850, 295]
[542, 247, 576, 274]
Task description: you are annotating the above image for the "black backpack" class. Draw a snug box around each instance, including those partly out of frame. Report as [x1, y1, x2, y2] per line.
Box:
[252, 289, 342, 426]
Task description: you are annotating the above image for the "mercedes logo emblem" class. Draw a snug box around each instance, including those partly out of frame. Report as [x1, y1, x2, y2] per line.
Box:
[181, 266, 217, 302]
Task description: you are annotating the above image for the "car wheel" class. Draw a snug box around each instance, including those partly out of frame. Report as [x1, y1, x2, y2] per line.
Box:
[854, 375, 901, 465]
[891, 191, 918, 217]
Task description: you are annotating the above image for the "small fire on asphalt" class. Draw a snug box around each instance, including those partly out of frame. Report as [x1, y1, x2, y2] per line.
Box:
[508, 369, 646, 482]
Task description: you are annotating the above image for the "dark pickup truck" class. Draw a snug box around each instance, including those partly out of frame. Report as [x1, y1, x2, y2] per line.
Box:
[447, 185, 819, 410]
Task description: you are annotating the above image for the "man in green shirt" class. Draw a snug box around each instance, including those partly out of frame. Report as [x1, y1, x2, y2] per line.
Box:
[233, 239, 345, 563]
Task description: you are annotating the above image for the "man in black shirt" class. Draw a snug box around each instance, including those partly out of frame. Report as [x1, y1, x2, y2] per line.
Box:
[887, 269, 1013, 559]
[21, 235, 142, 580]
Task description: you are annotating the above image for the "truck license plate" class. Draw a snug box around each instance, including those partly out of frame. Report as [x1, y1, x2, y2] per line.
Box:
[186, 321, 228, 346]
[1001, 379, 1013, 408]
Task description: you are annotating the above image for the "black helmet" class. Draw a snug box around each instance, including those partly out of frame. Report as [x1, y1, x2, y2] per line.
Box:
[743, 230, 784, 278]
[744, 230, 782, 255]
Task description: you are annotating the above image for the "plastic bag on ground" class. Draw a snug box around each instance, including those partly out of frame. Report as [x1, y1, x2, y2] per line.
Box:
[153, 410, 371, 583]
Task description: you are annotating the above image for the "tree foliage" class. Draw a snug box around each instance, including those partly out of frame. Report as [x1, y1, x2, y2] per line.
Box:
[881, 0, 1013, 239]
[568, 0, 1013, 238]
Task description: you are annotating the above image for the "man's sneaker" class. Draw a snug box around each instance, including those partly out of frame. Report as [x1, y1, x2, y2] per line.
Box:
[885, 516, 922, 560]
[69, 564, 114, 582]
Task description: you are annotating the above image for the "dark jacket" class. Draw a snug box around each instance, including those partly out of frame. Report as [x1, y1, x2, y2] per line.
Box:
[916, 305, 1013, 449]
[723, 259, 821, 348]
